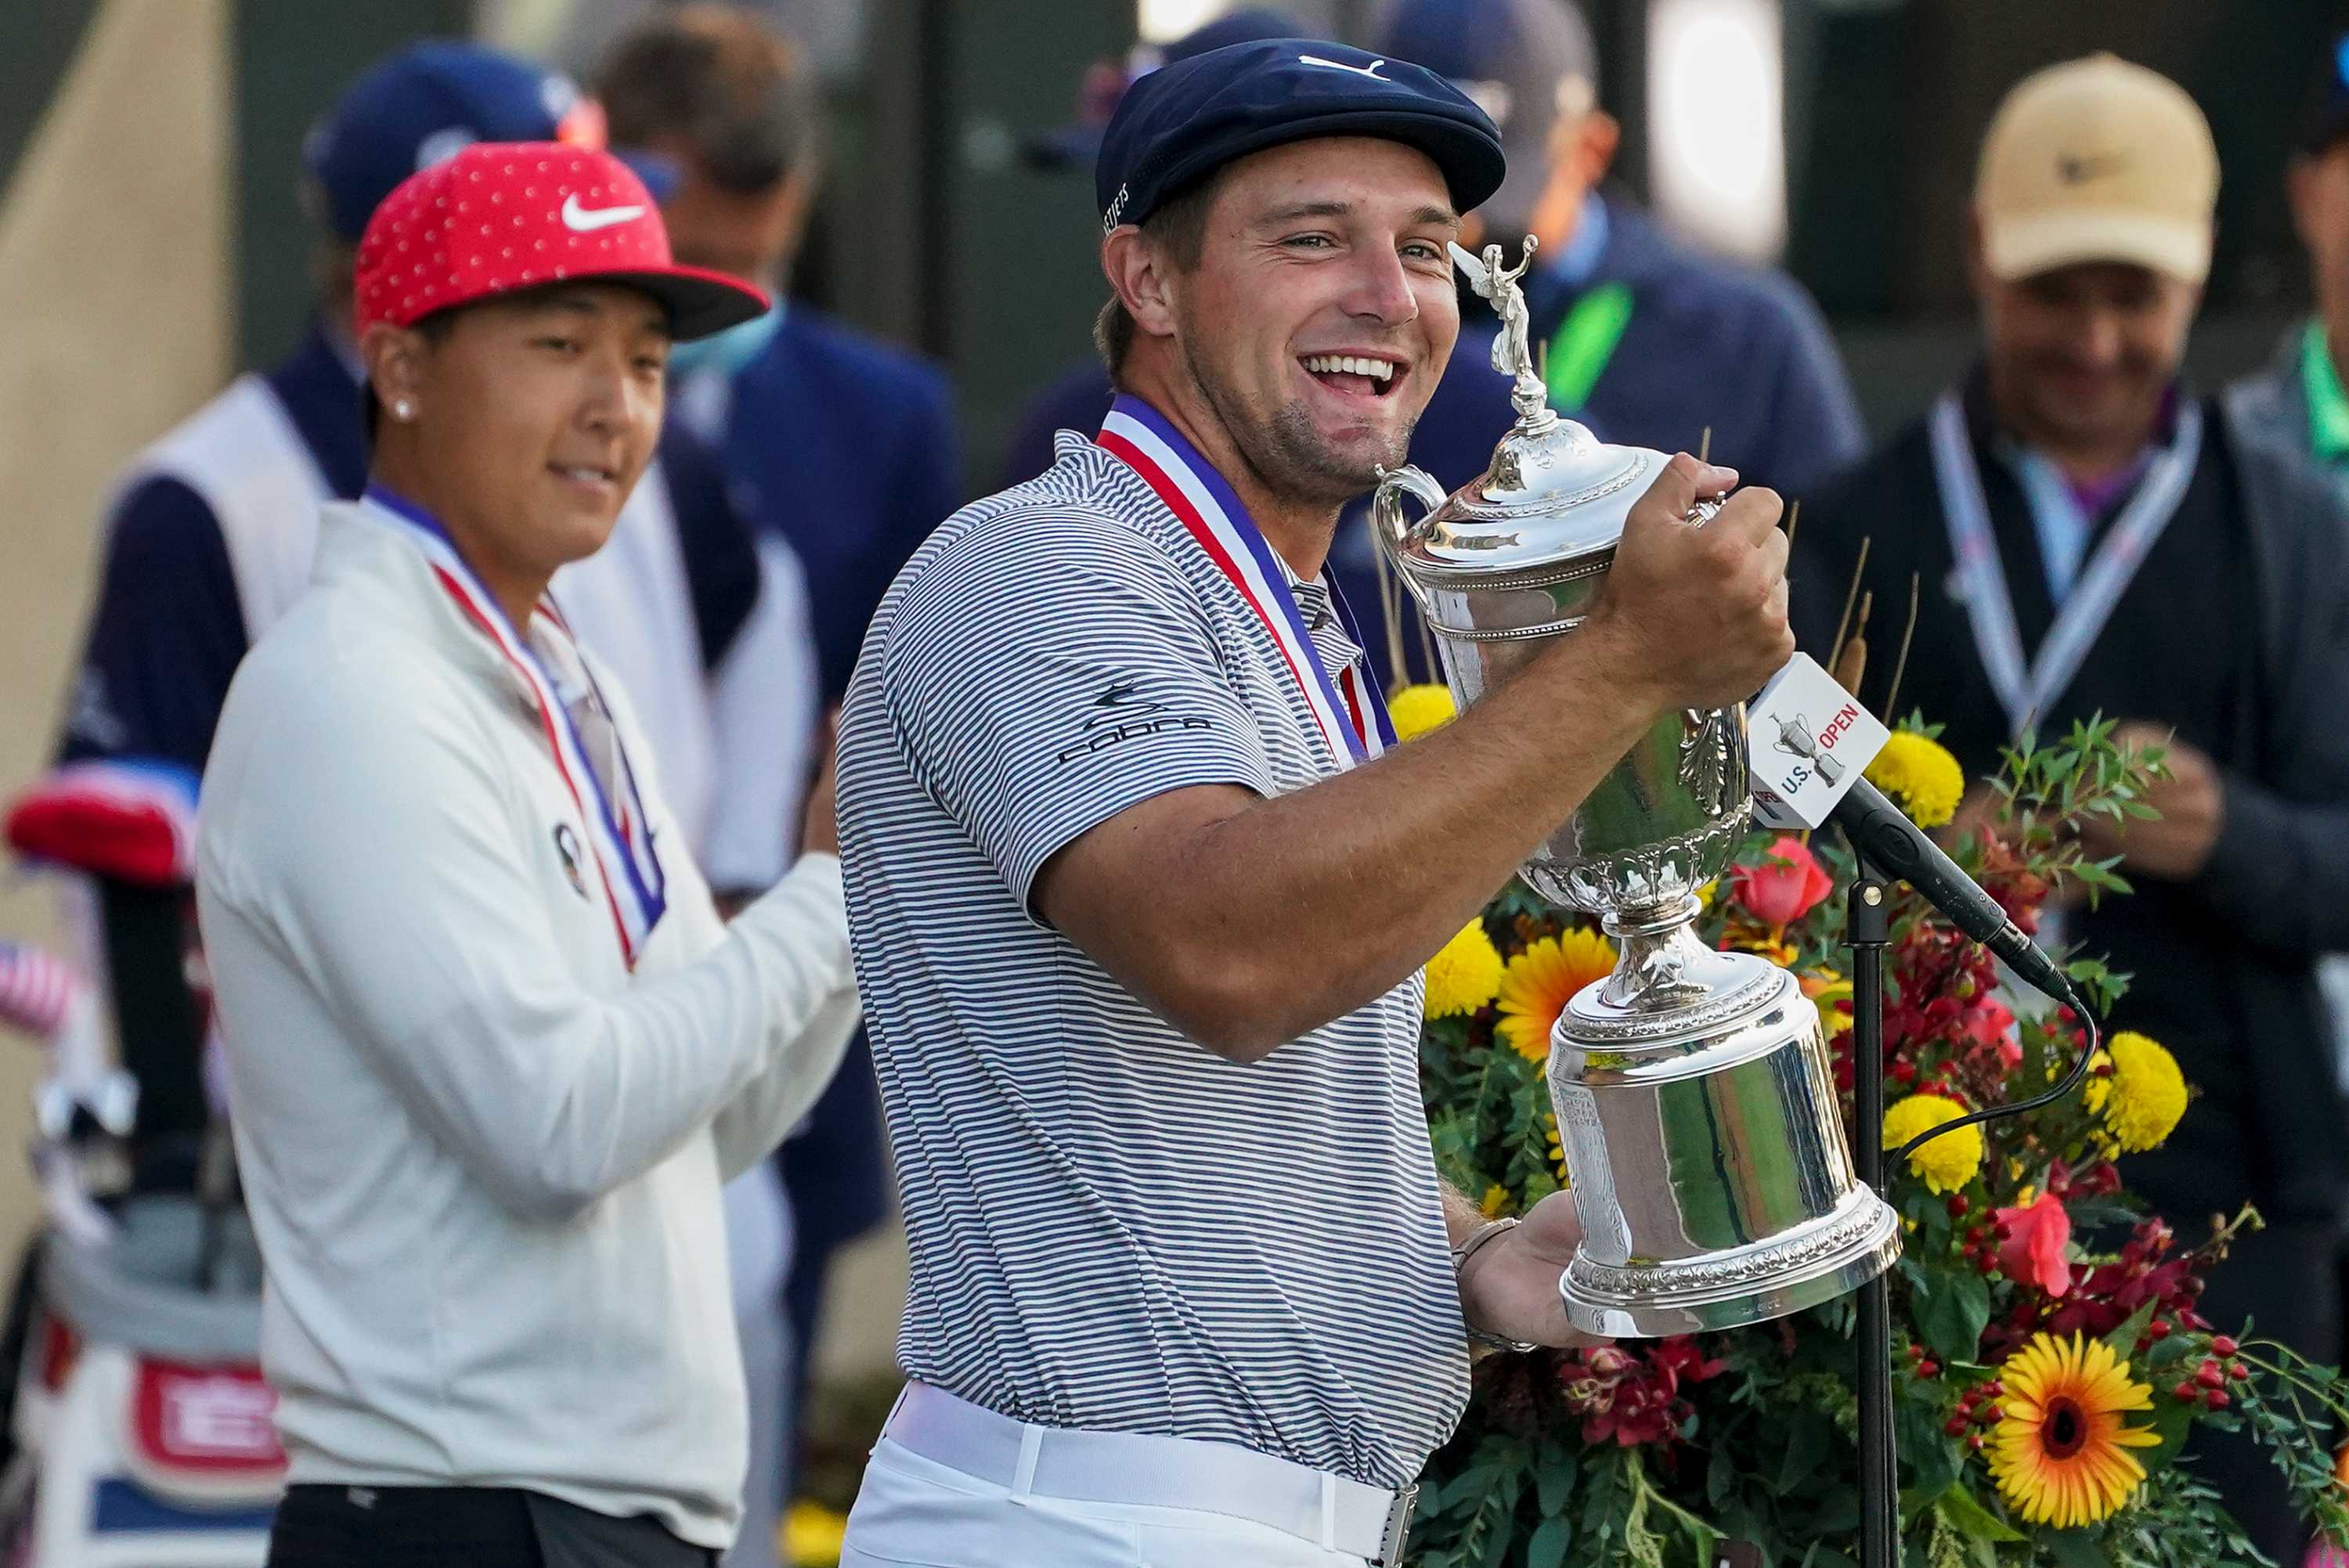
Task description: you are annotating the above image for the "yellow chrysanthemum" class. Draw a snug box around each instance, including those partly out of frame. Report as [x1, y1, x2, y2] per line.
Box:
[1480, 1184, 1510, 1217]
[1423, 919, 1503, 1018]
[1496, 928, 1617, 1062]
[1387, 683, 1457, 741]
[1988, 1332, 2160, 1527]
[2080, 1051, 2113, 1116]
[1881, 1093, 1983, 1195]
[2102, 1031, 2188, 1153]
[1865, 730, 1966, 829]
[785, 1498, 849, 1566]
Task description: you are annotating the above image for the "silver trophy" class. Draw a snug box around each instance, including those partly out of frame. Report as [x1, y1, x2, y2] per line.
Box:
[1373, 240, 1899, 1337]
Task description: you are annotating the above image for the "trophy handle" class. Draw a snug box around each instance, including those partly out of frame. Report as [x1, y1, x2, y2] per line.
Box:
[1369, 464, 1449, 562]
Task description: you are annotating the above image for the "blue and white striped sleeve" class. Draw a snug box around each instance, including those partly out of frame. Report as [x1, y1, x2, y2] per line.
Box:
[879, 510, 1276, 915]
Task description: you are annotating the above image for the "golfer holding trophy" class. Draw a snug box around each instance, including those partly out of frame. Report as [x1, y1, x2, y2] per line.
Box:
[836, 37, 1864, 1568]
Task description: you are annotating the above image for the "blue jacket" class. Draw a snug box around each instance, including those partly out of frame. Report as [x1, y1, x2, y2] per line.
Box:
[1524, 196, 1865, 499]
[709, 307, 960, 705]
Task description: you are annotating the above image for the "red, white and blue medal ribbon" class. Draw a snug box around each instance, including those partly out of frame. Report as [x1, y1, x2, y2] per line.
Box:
[364, 485, 668, 968]
[1096, 396, 1395, 770]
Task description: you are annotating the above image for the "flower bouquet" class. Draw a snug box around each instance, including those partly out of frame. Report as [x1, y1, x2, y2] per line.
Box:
[1396, 696, 2349, 1567]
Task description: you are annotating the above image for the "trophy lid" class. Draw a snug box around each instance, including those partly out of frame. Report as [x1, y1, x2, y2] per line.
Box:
[1384, 239, 1672, 584]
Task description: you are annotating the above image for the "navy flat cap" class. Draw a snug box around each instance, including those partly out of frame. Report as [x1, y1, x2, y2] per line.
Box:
[1095, 38, 1506, 233]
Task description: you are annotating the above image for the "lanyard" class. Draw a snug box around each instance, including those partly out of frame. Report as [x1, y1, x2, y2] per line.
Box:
[1543, 281, 1633, 413]
[364, 486, 668, 968]
[1095, 396, 1394, 769]
[1926, 391, 2203, 740]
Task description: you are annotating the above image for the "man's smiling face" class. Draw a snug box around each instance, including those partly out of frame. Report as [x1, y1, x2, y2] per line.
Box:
[1164, 136, 1462, 506]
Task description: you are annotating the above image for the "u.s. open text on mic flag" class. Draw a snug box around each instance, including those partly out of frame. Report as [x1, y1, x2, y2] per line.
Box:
[1748, 654, 1890, 830]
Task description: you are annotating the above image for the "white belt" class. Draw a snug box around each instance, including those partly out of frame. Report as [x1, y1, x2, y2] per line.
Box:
[879, 1381, 1419, 1566]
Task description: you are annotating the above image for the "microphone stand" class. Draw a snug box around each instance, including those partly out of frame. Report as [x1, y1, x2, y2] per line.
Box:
[1847, 852, 1898, 1568]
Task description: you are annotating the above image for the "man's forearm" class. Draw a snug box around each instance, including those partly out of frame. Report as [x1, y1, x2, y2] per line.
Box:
[1055, 621, 1662, 1056]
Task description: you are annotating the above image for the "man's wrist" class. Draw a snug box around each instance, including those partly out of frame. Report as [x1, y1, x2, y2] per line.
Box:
[1452, 1217, 1538, 1353]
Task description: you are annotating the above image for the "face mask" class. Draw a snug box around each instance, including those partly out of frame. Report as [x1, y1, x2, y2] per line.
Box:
[668, 303, 784, 380]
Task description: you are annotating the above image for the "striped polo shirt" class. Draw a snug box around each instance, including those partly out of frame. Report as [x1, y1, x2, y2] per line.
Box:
[838, 396, 1470, 1491]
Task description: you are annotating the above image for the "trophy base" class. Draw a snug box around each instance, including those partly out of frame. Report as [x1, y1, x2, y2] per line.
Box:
[1548, 953, 1903, 1339]
[1557, 1184, 1902, 1338]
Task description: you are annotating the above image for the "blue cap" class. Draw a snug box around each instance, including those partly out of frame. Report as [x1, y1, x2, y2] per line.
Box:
[303, 41, 604, 243]
[1095, 38, 1505, 232]
[1027, 9, 1315, 170]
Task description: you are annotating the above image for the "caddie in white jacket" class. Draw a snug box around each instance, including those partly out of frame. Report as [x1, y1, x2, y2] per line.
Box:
[195, 141, 853, 1568]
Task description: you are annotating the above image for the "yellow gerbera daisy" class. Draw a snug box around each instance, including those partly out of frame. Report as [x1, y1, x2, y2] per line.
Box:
[1496, 928, 1617, 1062]
[1799, 970, 1853, 1042]
[2102, 1031, 2188, 1152]
[1865, 730, 1966, 828]
[1423, 919, 1503, 1018]
[1387, 683, 1457, 741]
[1988, 1332, 2160, 1527]
[1881, 1093, 1983, 1195]
[1543, 1111, 1571, 1184]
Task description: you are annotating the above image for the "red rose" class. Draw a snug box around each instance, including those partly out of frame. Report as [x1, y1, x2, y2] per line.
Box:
[1730, 836, 1834, 925]
[1995, 1192, 2073, 1299]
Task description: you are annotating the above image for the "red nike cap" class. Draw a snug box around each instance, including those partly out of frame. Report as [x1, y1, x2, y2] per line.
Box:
[353, 141, 769, 341]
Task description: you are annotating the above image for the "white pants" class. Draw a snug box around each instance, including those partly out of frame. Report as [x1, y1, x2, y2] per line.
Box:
[839, 1437, 1372, 1568]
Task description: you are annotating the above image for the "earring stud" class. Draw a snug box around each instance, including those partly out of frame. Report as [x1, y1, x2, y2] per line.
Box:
[392, 398, 414, 421]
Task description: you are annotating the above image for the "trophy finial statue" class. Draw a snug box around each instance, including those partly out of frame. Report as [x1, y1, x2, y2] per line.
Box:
[1449, 236, 1547, 424]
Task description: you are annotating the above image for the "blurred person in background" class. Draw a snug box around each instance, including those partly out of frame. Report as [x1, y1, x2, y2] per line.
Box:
[1792, 56, 2349, 1559]
[2225, 40, 2349, 1501]
[198, 142, 857, 1566]
[50, 40, 824, 1568]
[1383, 0, 1863, 499]
[594, 4, 947, 1522]
[996, 8, 1517, 692]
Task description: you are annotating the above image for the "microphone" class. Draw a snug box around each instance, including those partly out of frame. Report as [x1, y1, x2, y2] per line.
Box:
[1828, 774, 2080, 1012]
[1747, 654, 2087, 1015]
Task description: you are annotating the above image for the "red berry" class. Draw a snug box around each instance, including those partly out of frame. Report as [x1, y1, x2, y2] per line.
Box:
[2210, 1335, 2238, 1357]
[2173, 1382, 2198, 1402]
[1983, 1379, 2004, 1397]
[2205, 1389, 2230, 1411]
[1907, 1343, 1925, 1361]
[1965, 1225, 1987, 1245]
[1891, 1061, 1918, 1083]
[2058, 1005, 2077, 1022]
[1966, 1433, 1985, 1451]
[2149, 1321, 2172, 1341]
[2229, 1363, 2249, 1382]
[1944, 1415, 1969, 1436]
[1918, 1359, 1940, 1378]
[2196, 1361, 2225, 1389]
[1984, 1404, 2004, 1423]
[1947, 1194, 1971, 1218]
[1977, 1252, 1998, 1274]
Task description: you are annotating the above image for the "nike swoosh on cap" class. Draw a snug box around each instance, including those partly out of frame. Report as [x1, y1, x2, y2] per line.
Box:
[562, 193, 646, 232]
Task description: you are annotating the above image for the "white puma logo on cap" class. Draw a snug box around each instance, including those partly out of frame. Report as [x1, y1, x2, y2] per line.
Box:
[561, 193, 645, 232]
[1300, 54, 1389, 81]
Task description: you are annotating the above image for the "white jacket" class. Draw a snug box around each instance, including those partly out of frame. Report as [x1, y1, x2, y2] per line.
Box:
[193, 499, 858, 1548]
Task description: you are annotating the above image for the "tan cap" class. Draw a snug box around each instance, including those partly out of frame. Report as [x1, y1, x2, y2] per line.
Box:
[1975, 52, 2218, 285]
